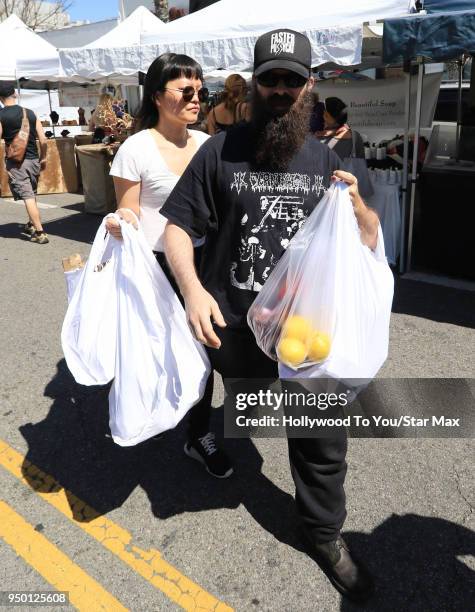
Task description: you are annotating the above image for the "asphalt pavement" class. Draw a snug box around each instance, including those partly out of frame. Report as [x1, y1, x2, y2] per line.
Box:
[0, 194, 474, 612]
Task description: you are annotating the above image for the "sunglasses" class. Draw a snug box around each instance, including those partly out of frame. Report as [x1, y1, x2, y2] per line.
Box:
[256, 72, 308, 89]
[163, 86, 209, 103]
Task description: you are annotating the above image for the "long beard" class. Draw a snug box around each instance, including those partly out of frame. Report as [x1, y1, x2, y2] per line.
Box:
[250, 87, 313, 172]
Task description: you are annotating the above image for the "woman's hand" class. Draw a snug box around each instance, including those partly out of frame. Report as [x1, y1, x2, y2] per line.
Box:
[105, 209, 138, 240]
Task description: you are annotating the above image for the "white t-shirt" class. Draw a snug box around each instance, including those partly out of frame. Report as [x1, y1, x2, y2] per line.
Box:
[110, 128, 209, 251]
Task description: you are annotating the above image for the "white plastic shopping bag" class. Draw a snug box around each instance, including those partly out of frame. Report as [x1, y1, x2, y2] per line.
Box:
[248, 182, 394, 383]
[108, 214, 211, 446]
[62, 254, 86, 303]
[61, 218, 119, 385]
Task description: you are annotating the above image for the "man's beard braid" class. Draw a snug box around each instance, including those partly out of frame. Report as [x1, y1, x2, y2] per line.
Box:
[250, 86, 313, 172]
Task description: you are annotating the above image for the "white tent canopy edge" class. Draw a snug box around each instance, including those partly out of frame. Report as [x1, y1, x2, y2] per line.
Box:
[58, 0, 414, 80]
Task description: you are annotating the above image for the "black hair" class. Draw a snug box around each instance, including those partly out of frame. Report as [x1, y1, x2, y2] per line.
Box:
[0, 82, 15, 99]
[325, 96, 348, 127]
[135, 53, 204, 131]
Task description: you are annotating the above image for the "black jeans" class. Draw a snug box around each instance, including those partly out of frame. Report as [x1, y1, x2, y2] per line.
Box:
[209, 325, 348, 544]
[155, 253, 347, 541]
[154, 251, 213, 439]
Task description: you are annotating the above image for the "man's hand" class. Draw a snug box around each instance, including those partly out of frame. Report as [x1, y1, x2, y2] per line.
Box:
[331, 170, 362, 211]
[40, 159, 46, 171]
[105, 209, 138, 240]
[183, 283, 226, 349]
[331, 170, 379, 250]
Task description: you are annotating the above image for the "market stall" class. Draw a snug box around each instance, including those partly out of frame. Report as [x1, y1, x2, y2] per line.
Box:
[9, 12, 146, 205]
[383, 6, 475, 279]
[0, 138, 78, 196]
[75, 144, 118, 215]
[0, 15, 84, 195]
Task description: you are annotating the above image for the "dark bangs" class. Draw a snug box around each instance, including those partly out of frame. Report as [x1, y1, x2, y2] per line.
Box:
[156, 54, 204, 90]
[135, 53, 204, 131]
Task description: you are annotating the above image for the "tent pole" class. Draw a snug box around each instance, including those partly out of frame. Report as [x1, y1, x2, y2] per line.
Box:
[455, 56, 463, 162]
[406, 58, 424, 273]
[15, 71, 21, 103]
[47, 86, 55, 138]
[400, 65, 412, 273]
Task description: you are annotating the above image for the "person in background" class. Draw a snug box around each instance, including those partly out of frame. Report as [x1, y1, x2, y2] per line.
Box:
[0, 83, 49, 244]
[77, 107, 86, 126]
[309, 92, 325, 133]
[207, 74, 250, 134]
[105, 53, 232, 479]
[316, 96, 365, 160]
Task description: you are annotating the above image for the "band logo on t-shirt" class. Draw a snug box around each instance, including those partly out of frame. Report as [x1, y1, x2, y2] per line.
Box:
[229, 171, 327, 291]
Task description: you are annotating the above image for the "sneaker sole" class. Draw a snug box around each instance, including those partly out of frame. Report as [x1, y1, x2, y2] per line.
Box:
[183, 443, 234, 479]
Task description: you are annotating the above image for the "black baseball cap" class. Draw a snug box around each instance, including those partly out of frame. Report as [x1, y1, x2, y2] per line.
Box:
[254, 29, 312, 79]
[0, 82, 15, 98]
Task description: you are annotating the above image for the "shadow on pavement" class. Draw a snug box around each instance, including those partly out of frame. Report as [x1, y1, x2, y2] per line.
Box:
[20, 362, 474, 610]
[341, 514, 475, 612]
[0, 212, 101, 245]
[20, 359, 302, 550]
[392, 276, 475, 329]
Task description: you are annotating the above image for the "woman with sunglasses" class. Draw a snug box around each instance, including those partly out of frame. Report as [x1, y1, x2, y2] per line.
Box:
[106, 54, 233, 478]
[107, 53, 210, 248]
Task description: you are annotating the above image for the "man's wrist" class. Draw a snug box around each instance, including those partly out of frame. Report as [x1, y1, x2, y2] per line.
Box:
[352, 193, 366, 217]
[180, 276, 202, 299]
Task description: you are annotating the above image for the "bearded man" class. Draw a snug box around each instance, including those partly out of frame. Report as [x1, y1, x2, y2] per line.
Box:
[161, 29, 379, 602]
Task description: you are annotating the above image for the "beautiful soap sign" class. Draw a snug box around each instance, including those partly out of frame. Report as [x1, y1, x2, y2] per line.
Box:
[316, 73, 442, 129]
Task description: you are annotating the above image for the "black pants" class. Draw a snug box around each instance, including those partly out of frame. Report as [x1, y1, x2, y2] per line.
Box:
[209, 325, 348, 544]
[155, 253, 347, 541]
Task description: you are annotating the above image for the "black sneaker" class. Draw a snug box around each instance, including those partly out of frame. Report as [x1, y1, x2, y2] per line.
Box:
[184, 432, 233, 479]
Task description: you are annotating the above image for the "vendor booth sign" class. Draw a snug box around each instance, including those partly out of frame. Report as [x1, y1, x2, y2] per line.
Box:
[58, 84, 104, 108]
[316, 73, 442, 129]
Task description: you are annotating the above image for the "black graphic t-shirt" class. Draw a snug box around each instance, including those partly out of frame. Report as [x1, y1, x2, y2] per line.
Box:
[161, 123, 341, 328]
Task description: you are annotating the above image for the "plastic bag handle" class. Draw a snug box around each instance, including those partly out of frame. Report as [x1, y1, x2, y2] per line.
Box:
[119, 208, 140, 226]
[106, 208, 140, 228]
[87, 216, 118, 267]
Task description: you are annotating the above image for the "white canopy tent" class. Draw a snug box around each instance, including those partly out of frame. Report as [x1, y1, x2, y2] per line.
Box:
[0, 14, 59, 82]
[15, 7, 164, 85]
[84, 6, 164, 48]
[57, 6, 165, 83]
[58, 0, 414, 81]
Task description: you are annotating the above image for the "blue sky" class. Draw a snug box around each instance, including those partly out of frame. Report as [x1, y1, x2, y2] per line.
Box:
[68, 0, 119, 22]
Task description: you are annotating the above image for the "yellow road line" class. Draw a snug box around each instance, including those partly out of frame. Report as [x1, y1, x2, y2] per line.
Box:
[0, 439, 233, 612]
[0, 499, 128, 612]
